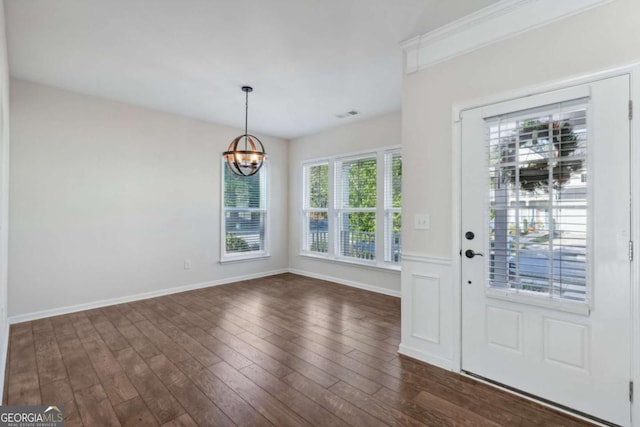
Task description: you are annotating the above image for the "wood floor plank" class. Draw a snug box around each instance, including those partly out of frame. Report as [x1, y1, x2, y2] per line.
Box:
[5, 274, 594, 427]
[206, 325, 294, 378]
[40, 379, 84, 427]
[90, 313, 131, 352]
[413, 390, 501, 427]
[170, 321, 253, 370]
[113, 396, 159, 427]
[117, 303, 147, 323]
[33, 330, 67, 385]
[73, 317, 102, 343]
[7, 372, 41, 406]
[160, 413, 198, 427]
[74, 384, 122, 427]
[283, 371, 388, 427]
[101, 306, 134, 329]
[329, 380, 429, 427]
[115, 348, 186, 424]
[134, 320, 192, 364]
[178, 358, 272, 427]
[209, 361, 311, 427]
[7, 325, 41, 405]
[165, 377, 236, 427]
[260, 331, 382, 394]
[41, 378, 74, 405]
[116, 323, 162, 360]
[372, 385, 455, 427]
[292, 336, 402, 390]
[146, 354, 235, 427]
[236, 330, 340, 388]
[158, 323, 222, 367]
[83, 339, 128, 381]
[102, 372, 139, 406]
[57, 337, 101, 392]
[240, 363, 350, 427]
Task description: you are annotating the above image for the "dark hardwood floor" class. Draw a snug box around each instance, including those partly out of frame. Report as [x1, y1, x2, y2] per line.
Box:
[3, 273, 592, 426]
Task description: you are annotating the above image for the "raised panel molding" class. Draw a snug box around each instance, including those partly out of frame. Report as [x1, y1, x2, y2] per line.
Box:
[400, 254, 454, 371]
[486, 306, 523, 354]
[410, 274, 440, 344]
[401, 0, 614, 73]
[543, 318, 590, 373]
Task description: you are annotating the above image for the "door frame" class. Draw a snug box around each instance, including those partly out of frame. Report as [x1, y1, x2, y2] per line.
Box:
[450, 63, 640, 424]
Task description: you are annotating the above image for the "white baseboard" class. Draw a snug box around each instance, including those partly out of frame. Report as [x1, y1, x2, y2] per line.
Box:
[398, 343, 454, 371]
[0, 320, 9, 404]
[288, 268, 400, 298]
[8, 269, 289, 324]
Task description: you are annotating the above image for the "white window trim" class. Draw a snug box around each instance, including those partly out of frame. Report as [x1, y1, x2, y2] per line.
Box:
[300, 145, 401, 271]
[302, 160, 330, 255]
[384, 149, 402, 264]
[335, 152, 378, 265]
[220, 160, 269, 263]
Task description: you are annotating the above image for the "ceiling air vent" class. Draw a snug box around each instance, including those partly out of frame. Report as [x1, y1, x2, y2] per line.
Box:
[336, 110, 359, 119]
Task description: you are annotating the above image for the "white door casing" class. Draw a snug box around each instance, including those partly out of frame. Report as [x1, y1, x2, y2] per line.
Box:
[460, 75, 631, 426]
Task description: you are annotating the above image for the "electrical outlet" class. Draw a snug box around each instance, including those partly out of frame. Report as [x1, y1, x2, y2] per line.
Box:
[184, 259, 192, 270]
[415, 213, 431, 230]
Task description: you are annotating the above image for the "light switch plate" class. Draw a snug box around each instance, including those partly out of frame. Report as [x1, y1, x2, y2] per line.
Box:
[415, 214, 430, 230]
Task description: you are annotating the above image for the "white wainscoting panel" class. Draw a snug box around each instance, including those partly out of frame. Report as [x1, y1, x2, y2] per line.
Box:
[410, 274, 440, 344]
[400, 253, 454, 370]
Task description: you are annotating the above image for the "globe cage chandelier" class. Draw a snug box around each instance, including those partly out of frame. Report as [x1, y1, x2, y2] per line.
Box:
[223, 86, 267, 177]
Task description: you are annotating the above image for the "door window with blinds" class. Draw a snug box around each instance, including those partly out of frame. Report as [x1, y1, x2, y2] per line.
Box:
[222, 163, 267, 261]
[301, 148, 401, 268]
[488, 99, 588, 301]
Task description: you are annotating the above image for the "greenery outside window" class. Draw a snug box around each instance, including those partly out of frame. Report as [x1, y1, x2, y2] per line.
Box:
[303, 162, 329, 254]
[384, 151, 402, 263]
[301, 147, 401, 269]
[222, 162, 267, 261]
[337, 156, 378, 261]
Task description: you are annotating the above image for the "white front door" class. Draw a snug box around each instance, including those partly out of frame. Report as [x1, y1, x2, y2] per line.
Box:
[461, 75, 632, 426]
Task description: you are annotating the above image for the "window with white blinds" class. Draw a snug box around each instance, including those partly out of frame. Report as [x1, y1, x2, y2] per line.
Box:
[222, 163, 267, 260]
[487, 99, 588, 301]
[385, 151, 402, 263]
[302, 162, 329, 254]
[337, 156, 377, 261]
[301, 147, 401, 269]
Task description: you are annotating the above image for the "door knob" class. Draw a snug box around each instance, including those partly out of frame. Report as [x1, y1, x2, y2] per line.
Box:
[465, 249, 484, 258]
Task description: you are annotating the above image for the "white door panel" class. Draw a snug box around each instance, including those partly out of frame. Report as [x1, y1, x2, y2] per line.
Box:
[461, 75, 631, 426]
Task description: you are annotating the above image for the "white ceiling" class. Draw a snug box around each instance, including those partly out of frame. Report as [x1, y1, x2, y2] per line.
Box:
[5, 0, 499, 139]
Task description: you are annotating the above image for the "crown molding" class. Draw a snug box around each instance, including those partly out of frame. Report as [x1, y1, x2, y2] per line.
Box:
[401, 0, 615, 73]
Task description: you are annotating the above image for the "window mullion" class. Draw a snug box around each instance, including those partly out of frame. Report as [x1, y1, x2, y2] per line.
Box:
[328, 160, 336, 258]
[376, 151, 385, 267]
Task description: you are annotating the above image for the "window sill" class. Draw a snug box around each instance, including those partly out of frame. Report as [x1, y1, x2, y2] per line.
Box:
[299, 252, 401, 272]
[220, 253, 271, 264]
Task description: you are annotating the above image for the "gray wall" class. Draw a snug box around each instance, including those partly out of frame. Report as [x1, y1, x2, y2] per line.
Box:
[9, 79, 289, 318]
[0, 0, 11, 401]
[289, 112, 401, 294]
